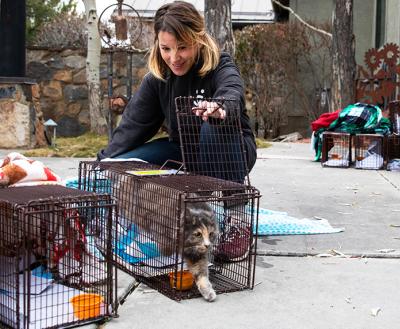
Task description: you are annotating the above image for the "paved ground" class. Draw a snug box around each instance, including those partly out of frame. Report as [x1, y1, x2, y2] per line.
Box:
[2, 143, 399, 329]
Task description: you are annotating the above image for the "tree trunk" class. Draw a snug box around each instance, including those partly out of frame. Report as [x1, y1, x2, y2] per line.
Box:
[331, 0, 356, 112]
[204, 0, 235, 56]
[83, 0, 107, 134]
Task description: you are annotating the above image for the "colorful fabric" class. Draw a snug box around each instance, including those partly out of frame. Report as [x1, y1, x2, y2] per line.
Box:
[329, 103, 385, 133]
[313, 103, 392, 161]
[311, 110, 340, 131]
[0, 152, 62, 187]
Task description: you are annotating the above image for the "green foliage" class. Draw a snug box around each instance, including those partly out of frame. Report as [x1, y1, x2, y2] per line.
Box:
[26, 0, 78, 44]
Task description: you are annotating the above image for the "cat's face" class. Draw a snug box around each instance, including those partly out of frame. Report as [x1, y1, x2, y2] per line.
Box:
[183, 203, 219, 256]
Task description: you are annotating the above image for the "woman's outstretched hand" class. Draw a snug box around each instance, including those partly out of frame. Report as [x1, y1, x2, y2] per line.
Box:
[192, 100, 226, 121]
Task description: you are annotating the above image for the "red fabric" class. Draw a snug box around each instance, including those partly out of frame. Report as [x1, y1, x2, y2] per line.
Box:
[43, 166, 59, 181]
[311, 110, 341, 131]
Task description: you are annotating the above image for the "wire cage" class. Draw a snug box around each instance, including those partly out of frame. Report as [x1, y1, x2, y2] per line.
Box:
[386, 134, 400, 171]
[175, 97, 251, 186]
[354, 134, 385, 169]
[388, 100, 400, 134]
[78, 161, 260, 301]
[321, 132, 352, 167]
[0, 185, 117, 329]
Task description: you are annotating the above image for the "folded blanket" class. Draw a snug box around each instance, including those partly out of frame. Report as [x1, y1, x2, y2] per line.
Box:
[253, 208, 344, 235]
[0, 152, 62, 187]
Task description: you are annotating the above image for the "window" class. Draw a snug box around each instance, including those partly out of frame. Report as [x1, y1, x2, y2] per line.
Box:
[375, 0, 386, 48]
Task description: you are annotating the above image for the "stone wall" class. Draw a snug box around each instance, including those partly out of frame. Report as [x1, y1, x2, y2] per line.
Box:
[0, 80, 47, 148]
[26, 47, 148, 137]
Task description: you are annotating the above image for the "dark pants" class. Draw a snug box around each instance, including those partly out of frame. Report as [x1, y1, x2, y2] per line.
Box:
[115, 123, 256, 183]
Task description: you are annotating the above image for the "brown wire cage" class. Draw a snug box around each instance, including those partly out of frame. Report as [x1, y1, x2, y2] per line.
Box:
[386, 134, 400, 170]
[354, 134, 385, 169]
[388, 100, 400, 134]
[321, 132, 352, 167]
[175, 96, 251, 185]
[0, 185, 117, 329]
[78, 160, 260, 301]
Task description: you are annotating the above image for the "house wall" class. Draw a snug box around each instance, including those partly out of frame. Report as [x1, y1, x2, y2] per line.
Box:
[290, 0, 377, 66]
[386, 0, 400, 44]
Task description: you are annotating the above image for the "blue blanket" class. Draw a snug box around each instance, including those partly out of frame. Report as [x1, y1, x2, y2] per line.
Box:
[254, 208, 344, 235]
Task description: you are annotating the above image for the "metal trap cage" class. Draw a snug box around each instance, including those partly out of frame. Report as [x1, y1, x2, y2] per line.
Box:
[175, 97, 251, 185]
[0, 185, 117, 328]
[389, 100, 400, 134]
[321, 132, 352, 167]
[386, 134, 400, 170]
[78, 161, 260, 301]
[354, 134, 385, 169]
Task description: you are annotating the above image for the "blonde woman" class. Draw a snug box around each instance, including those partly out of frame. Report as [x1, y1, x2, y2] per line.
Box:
[98, 1, 256, 261]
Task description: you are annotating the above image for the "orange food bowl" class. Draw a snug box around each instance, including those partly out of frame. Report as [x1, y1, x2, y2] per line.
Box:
[70, 293, 103, 320]
[169, 270, 194, 291]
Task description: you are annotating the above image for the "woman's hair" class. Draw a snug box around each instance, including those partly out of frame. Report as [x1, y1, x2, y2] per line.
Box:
[148, 1, 220, 80]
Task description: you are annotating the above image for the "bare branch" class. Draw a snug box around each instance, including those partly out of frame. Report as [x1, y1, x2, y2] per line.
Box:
[272, 0, 332, 38]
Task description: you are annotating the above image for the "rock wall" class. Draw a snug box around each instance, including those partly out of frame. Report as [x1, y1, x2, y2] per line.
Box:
[26, 47, 148, 137]
[0, 81, 47, 148]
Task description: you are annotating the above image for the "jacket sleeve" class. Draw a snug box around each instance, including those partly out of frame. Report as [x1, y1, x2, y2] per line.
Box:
[97, 74, 164, 160]
[211, 53, 246, 116]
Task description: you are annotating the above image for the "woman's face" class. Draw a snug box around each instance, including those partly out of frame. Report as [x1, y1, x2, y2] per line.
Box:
[158, 31, 198, 76]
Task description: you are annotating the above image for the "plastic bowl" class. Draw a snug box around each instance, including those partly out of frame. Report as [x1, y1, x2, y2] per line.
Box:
[70, 293, 103, 320]
[169, 270, 194, 291]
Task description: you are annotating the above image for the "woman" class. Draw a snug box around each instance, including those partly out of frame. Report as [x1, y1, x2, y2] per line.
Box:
[98, 1, 257, 184]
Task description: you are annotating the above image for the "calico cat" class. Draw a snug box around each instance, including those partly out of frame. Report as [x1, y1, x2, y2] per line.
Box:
[118, 179, 219, 302]
[179, 201, 219, 301]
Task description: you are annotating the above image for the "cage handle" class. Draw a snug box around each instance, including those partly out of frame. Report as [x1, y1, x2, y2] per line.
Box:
[160, 159, 185, 175]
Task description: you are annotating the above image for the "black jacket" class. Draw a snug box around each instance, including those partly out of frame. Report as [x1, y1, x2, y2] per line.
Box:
[98, 52, 256, 168]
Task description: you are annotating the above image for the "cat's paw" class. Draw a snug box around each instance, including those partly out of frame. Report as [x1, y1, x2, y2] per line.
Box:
[205, 289, 217, 302]
[195, 275, 217, 302]
[200, 288, 216, 302]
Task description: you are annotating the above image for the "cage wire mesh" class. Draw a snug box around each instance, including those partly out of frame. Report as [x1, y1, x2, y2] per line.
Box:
[389, 100, 400, 134]
[78, 161, 260, 301]
[386, 134, 400, 170]
[175, 97, 251, 185]
[354, 134, 384, 169]
[321, 132, 352, 167]
[0, 185, 117, 329]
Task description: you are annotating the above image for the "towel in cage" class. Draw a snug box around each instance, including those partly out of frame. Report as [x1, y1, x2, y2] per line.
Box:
[114, 219, 184, 269]
[0, 263, 94, 328]
[0, 271, 102, 329]
[355, 139, 384, 169]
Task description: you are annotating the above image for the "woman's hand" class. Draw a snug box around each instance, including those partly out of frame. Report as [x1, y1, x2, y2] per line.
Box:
[192, 100, 226, 121]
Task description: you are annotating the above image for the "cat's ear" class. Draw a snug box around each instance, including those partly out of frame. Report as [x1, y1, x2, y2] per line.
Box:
[192, 217, 197, 226]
